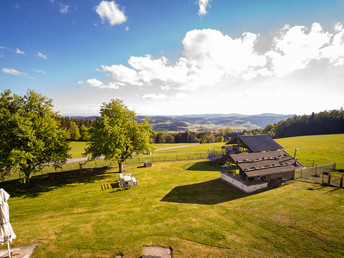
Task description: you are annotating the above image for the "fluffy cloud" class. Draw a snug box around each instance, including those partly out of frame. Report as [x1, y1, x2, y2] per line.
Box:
[96, 1, 127, 26]
[141, 93, 189, 101]
[1, 68, 34, 79]
[16, 48, 25, 55]
[37, 52, 47, 60]
[95, 29, 266, 91]
[60, 4, 70, 14]
[198, 0, 211, 16]
[85, 78, 120, 89]
[267, 23, 333, 76]
[142, 94, 168, 100]
[82, 22, 344, 94]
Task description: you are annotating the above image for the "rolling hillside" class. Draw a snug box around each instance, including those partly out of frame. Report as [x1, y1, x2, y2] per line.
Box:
[136, 113, 294, 132]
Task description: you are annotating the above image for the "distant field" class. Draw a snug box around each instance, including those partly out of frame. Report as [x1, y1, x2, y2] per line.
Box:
[2, 160, 343, 257]
[275, 134, 344, 170]
[69, 134, 344, 170]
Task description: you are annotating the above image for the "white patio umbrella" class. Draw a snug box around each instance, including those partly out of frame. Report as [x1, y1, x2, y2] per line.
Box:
[0, 189, 16, 257]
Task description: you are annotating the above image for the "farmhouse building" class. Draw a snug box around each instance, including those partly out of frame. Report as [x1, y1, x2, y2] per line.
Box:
[210, 134, 304, 193]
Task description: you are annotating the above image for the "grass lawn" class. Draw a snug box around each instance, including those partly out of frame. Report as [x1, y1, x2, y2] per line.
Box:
[1, 160, 343, 257]
[68, 134, 344, 170]
[276, 134, 344, 170]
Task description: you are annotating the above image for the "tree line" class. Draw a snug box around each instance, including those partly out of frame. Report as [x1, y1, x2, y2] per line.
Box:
[242, 109, 344, 138]
[58, 117, 93, 141]
[151, 128, 235, 143]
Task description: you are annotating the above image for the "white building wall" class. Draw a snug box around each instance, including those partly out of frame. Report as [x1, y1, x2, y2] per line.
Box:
[220, 173, 268, 193]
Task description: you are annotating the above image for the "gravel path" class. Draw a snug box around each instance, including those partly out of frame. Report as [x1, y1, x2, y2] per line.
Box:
[155, 144, 199, 151]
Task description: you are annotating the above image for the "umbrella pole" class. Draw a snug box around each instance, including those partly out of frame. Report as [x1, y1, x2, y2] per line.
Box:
[7, 242, 11, 257]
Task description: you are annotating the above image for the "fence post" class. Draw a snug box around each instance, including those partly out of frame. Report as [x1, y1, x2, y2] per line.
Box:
[327, 174, 331, 185]
[315, 165, 317, 176]
[322, 172, 325, 185]
[340, 174, 343, 188]
[333, 162, 336, 172]
[300, 168, 303, 178]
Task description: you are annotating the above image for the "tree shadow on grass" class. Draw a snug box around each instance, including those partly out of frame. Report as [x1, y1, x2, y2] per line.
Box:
[161, 178, 247, 204]
[185, 161, 224, 172]
[0, 167, 113, 198]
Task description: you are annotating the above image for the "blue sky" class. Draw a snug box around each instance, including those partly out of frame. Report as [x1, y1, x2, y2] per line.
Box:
[1, 0, 344, 116]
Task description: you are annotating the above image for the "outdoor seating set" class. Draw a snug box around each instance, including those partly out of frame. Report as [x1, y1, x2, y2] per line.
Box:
[118, 173, 137, 188]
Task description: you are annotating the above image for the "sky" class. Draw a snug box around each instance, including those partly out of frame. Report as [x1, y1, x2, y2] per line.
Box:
[1, 0, 344, 116]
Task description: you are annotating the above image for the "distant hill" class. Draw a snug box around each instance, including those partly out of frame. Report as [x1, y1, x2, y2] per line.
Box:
[70, 113, 294, 132]
[137, 113, 294, 132]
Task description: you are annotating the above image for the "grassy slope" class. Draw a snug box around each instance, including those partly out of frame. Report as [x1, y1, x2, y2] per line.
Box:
[1, 160, 343, 257]
[275, 134, 344, 169]
[69, 134, 344, 169]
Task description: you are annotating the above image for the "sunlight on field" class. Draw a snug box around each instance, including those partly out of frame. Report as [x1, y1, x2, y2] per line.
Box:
[1, 160, 343, 257]
[276, 134, 344, 169]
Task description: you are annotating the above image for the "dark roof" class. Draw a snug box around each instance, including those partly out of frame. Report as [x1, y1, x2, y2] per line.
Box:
[229, 150, 303, 178]
[228, 134, 283, 152]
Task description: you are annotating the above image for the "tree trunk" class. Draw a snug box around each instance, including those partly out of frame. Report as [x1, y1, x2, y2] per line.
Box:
[24, 172, 33, 187]
[118, 162, 124, 173]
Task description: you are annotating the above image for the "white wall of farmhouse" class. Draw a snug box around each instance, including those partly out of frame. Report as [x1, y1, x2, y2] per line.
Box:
[220, 172, 268, 193]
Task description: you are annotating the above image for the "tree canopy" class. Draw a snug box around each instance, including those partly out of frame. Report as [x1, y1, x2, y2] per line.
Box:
[0, 90, 70, 185]
[84, 99, 152, 172]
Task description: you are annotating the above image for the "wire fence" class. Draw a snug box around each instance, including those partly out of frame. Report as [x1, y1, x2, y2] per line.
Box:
[294, 163, 343, 188]
[6, 152, 209, 181]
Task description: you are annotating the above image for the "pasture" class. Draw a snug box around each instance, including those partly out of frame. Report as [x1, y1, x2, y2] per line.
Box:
[1, 134, 343, 256]
[2, 160, 344, 257]
[68, 134, 344, 170]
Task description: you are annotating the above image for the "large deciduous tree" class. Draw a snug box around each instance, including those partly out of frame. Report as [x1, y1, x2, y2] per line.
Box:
[84, 99, 152, 172]
[0, 90, 70, 185]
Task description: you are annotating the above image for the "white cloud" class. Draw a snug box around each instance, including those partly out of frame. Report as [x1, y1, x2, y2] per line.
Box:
[37, 52, 48, 60]
[1, 68, 34, 79]
[198, 0, 211, 16]
[267, 23, 332, 76]
[96, 1, 127, 26]
[77, 80, 84, 85]
[60, 4, 70, 14]
[125, 26, 129, 31]
[142, 93, 168, 100]
[82, 22, 344, 97]
[16, 48, 25, 55]
[33, 69, 47, 74]
[86, 78, 120, 89]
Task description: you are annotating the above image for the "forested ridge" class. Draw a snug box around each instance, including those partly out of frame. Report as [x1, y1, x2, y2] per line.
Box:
[58, 109, 344, 142]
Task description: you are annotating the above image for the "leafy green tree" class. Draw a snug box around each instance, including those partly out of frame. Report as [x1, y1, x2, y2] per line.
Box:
[0, 90, 70, 185]
[85, 99, 152, 172]
[80, 125, 89, 141]
[69, 121, 81, 141]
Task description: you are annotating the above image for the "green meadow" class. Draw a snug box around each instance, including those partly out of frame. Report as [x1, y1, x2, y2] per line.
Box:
[275, 134, 344, 169]
[68, 134, 344, 170]
[1, 134, 343, 256]
[1, 160, 343, 257]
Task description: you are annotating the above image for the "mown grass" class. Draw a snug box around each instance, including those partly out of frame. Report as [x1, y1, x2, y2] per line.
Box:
[276, 134, 344, 170]
[69, 134, 344, 170]
[1, 160, 343, 257]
